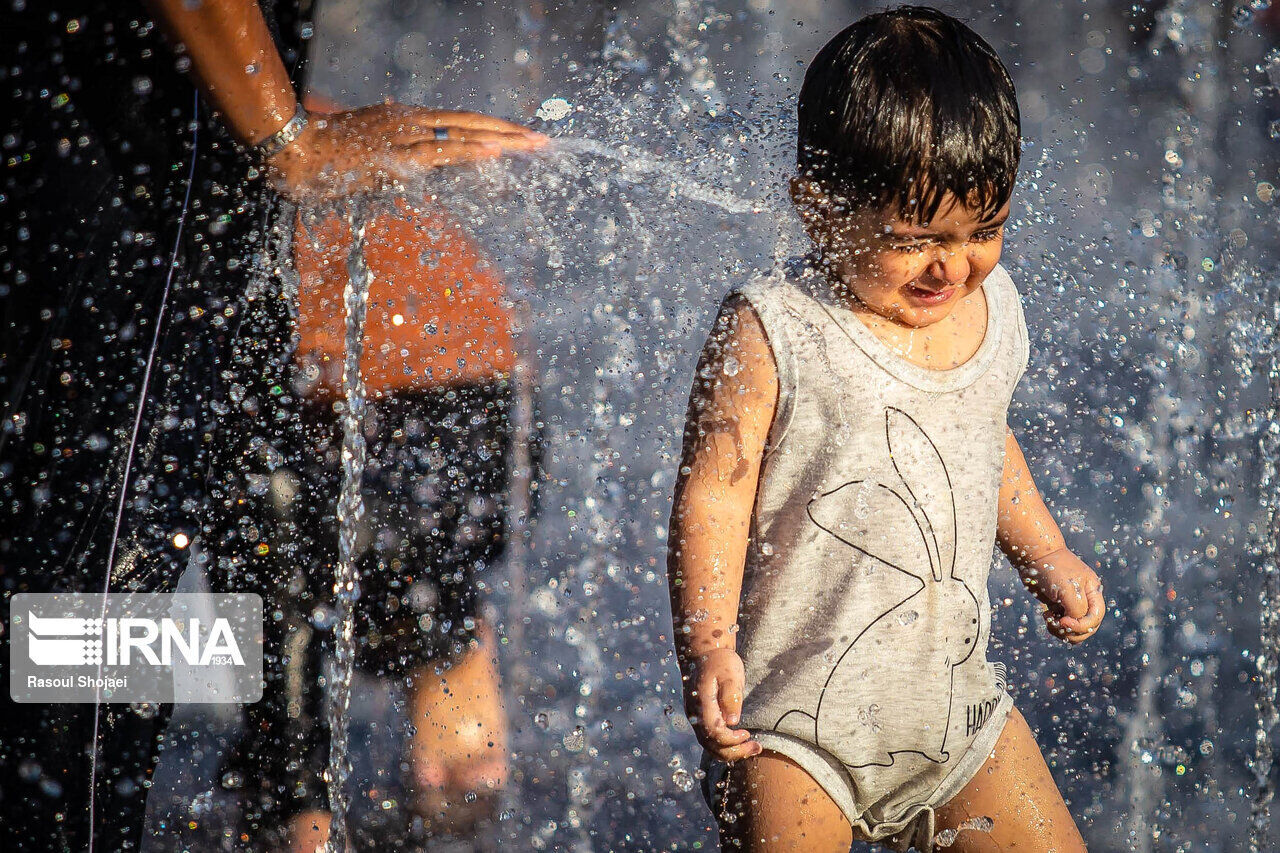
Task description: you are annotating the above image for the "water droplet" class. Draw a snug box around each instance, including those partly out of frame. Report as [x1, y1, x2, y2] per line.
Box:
[537, 97, 573, 122]
[563, 725, 586, 752]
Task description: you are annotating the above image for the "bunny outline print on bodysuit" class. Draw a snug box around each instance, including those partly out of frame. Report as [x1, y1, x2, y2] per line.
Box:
[774, 406, 981, 769]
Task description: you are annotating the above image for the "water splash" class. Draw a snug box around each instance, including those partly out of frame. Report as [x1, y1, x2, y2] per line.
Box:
[1248, 6, 1280, 848]
[1252, 361, 1280, 851]
[1120, 2, 1221, 847]
[549, 137, 763, 215]
[497, 296, 539, 829]
[933, 815, 994, 848]
[323, 204, 373, 853]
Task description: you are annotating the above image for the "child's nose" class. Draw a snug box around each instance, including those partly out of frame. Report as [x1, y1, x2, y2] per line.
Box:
[929, 249, 970, 285]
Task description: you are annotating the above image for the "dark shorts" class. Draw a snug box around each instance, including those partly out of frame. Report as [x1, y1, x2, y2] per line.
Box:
[291, 378, 533, 668]
[229, 376, 542, 832]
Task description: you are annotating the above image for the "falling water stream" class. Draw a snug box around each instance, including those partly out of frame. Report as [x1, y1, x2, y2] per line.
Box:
[324, 205, 374, 853]
[1256, 330, 1280, 852]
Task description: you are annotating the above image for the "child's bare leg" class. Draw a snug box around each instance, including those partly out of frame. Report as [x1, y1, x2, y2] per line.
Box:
[717, 751, 859, 852]
[934, 707, 1087, 852]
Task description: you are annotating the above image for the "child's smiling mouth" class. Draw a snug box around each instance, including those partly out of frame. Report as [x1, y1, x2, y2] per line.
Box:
[904, 283, 958, 305]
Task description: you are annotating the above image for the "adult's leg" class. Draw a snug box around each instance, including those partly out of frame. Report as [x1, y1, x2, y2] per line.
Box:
[933, 707, 1088, 852]
[717, 751, 856, 853]
[407, 622, 509, 829]
[378, 382, 515, 830]
[274, 382, 519, 844]
[287, 809, 331, 853]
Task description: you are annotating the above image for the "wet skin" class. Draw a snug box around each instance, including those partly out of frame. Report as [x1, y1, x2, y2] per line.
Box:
[716, 708, 1088, 852]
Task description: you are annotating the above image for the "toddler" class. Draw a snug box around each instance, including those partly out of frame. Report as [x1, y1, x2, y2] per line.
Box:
[667, 7, 1105, 851]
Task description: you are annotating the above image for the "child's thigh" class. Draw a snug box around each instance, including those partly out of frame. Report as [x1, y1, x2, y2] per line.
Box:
[716, 750, 856, 853]
[934, 707, 1087, 852]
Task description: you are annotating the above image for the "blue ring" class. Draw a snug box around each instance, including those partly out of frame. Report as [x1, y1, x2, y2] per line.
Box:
[433, 126, 449, 141]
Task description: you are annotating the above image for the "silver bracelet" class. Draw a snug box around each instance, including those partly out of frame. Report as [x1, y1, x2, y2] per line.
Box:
[255, 103, 309, 159]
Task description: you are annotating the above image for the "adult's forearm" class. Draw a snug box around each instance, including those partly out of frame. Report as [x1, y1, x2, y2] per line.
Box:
[995, 426, 1067, 573]
[144, 0, 297, 146]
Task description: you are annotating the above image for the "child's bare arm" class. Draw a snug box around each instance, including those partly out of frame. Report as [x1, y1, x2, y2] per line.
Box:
[996, 426, 1105, 643]
[995, 426, 1066, 569]
[667, 292, 777, 760]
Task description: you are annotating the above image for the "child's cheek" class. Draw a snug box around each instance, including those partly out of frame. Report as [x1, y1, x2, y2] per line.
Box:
[877, 253, 928, 287]
[971, 243, 1003, 279]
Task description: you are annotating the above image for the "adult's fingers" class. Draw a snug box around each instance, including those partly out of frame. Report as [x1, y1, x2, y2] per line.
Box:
[393, 125, 547, 150]
[401, 139, 504, 170]
[403, 108, 544, 137]
[403, 136, 545, 168]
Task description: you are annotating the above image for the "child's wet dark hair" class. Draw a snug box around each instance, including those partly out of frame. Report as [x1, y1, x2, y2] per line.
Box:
[797, 5, 1020, 225]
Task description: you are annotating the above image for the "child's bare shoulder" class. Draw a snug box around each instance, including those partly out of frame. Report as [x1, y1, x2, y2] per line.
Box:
[678, 289, 780, 473]
[698, 288, 779, 403]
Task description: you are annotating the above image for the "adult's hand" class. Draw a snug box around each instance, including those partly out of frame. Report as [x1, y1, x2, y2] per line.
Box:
[266, 103, 547, 201]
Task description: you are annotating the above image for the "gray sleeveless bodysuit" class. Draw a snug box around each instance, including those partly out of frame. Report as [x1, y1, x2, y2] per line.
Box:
[722, 258, 1029, 850]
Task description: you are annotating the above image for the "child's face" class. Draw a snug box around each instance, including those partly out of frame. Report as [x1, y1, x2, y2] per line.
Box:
[793, 180, 1011, 329]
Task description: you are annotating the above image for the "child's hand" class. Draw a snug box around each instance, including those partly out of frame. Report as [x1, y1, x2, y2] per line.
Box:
[683, 648, 763, 762]
[1017, 547, 1105, 644]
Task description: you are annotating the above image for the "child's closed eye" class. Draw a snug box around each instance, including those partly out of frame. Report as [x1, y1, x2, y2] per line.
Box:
[888, 227, 1003, 254]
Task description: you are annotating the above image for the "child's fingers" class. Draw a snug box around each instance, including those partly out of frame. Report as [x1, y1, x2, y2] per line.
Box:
[1046, 610, 1099, 645]
[695, 680, 727, 741]
[713, 738, 764, 763]
[1057, 576, 1089, 620]
[1059, 584, 1105, 634]
[1042, 607, 1078, 643]
[1043, 608, 1066, 639]
[697, 714, 754, 755]
[695, 675, 745, 743]
[710, 726, 755, 747]
[717, 674, 745, 727]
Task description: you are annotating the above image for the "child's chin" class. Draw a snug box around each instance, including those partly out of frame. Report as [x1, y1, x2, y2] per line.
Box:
[902, 301, 961, 326]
